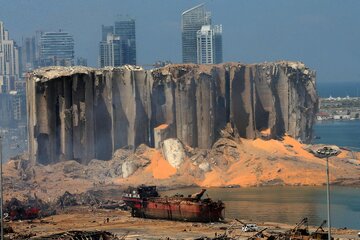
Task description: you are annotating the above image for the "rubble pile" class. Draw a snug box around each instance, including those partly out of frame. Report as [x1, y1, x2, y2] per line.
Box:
[33, 230, 120, 240]
[4, 196, 55, 220]
[57, 191, 101, 207]
[56, 190, 126, 210]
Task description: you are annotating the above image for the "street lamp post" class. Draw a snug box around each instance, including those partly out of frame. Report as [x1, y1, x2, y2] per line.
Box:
[0, 136, 3, 240]
[313, 146, 340, 240]
[325, 155, 331, 240]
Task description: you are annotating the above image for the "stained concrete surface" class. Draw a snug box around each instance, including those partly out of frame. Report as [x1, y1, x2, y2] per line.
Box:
[26, 62, 318, 165]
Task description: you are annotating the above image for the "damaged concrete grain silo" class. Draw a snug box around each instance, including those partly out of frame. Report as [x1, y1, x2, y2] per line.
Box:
[27, 62, 318, 165]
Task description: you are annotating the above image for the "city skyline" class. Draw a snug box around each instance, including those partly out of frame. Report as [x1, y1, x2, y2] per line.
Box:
[100, 18, 137, 67]
[181, 3, 223, 65]
[0, 0, 359, 83]
[182, 4, 211, 63]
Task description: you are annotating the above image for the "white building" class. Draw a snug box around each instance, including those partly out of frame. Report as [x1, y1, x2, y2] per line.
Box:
[99, 33, 123, 67]
[196, 25, 223, 64]
[0, 21, 20, 93]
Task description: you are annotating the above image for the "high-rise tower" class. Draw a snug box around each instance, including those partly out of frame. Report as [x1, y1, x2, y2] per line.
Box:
[181, 4, 211, 63]
[22, 36, 37, 72]
[213, 25, 223, 64]
[39, 31, 74, 67]
[114, 18, 136, 65]
[99, 33, 123, 67]
[196, 25, 223, 64]
[0, 21, 20, 93]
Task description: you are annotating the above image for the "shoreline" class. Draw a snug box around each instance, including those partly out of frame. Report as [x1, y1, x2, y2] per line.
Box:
[6, 207, 359, 239]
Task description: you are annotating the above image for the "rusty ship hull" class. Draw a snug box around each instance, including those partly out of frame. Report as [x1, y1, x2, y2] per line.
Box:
[122, 186, 224, 222]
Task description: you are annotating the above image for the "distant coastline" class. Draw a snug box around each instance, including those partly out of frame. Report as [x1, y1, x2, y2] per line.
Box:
[316, 95, 360, 121]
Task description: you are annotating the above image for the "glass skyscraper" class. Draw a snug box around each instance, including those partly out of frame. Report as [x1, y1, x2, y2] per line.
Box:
[213, 25, 223, 64]
[39, 31, 74, 67]
[181, 4, 211, 63]
[114, 18, 136, 65]
[22, 36, 37, 71]
[99, 18, 136, 67]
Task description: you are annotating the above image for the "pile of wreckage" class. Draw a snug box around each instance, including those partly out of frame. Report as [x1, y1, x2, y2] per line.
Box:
[5, 230, 122, 240]
[4, 196, 54, 221]
[34, 230, 122, 240]
[4, 191, 127, 221]
[195, 218, 330, 240]
[4, 191, 128, 239]
[57, 191, 128, 210]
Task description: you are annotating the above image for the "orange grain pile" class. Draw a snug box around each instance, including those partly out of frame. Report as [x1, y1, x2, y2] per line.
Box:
[145, 149, 177, 179]
[337, 150, 348, 159]
[198, 135, 351, 187]
[282, 136, 315, 159]
[251, 138, 288, 154]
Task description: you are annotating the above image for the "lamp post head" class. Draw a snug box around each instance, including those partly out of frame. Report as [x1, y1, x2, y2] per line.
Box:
[311, 145, 341, 159]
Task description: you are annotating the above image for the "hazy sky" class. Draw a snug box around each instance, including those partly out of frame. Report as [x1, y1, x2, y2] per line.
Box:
[1, 0, 360, 83]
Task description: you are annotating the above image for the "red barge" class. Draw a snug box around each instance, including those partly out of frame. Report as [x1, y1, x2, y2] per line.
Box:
[122, 186, 225, 222]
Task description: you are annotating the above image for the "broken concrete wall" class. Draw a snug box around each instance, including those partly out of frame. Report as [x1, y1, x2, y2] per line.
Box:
[27, 62, 318, 165]
[154, 124, 172, 149]
[151, 65, 227, 149]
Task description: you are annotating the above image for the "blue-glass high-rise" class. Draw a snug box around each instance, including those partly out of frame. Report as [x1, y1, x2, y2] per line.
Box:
[114, 18, 136, 65]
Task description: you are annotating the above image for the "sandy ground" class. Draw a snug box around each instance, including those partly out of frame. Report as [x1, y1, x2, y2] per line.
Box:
[7, 207, 359, 239]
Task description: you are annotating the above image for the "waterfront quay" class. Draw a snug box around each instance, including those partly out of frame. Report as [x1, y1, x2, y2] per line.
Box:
[317, 97, 360, 121]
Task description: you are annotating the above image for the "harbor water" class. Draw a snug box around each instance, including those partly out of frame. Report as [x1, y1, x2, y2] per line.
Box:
[163, 186, 360, 229]
[313, 120, 360, 151]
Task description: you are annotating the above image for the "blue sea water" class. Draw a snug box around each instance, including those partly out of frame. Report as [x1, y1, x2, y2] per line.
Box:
[317, 81, 360, 98]
[315, 81, 360, 150]
[313, 120, 360, 151]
